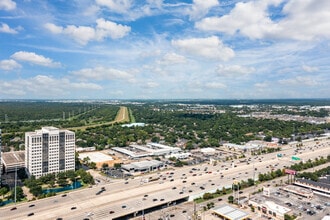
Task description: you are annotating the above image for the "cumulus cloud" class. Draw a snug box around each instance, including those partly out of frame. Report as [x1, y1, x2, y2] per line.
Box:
[157, 53, 187, 65]
[95, 18, 131, 39]
[0, 0, 16, 11]
[205, 82, 226, 89]
[143, 81, 159, 88]
[11, 51, 61, 67]
[188, 0, 219, 20]
[0, 59, 21, 71]
[96, 0, 132, 13]
[302, 65, 318, 73]
[278, 76, 320, 87]
[172, 36, 234, 61]
[71, 66, 134, 81]
[0, 23, 18, 34]
[196, 0, 330, 41]
[0, 75, 102, 97]
[45, 19, 130, 45]
[216, 64, 255, 76]
[254, 82, 269, 88]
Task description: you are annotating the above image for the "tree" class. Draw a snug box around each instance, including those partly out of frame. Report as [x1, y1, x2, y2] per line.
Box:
[10, 187, 24, 201]
[228, 195, 234, 204]
[222, 187, 227, 195]
[247, 178, 255, 187]
[203, 193, 213, 200]
[88, 162, 97, 169]
[57, 178, 68, 186]
[151, 136, 160, 143]
[30, 185, 43, 197]
[102, 163, 109, 170]
[263, 135, 272, 142]
[114, 163, 122, 169]
[0, 186, 9, 198]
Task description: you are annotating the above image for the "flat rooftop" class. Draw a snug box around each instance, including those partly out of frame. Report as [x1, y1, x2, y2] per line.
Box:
[78, 151, 113, 163]
[1, 151, 25, 165]
[212, 204, 250, 220]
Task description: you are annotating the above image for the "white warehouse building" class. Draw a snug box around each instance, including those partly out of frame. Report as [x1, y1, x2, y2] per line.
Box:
[25, 127, 75, 178]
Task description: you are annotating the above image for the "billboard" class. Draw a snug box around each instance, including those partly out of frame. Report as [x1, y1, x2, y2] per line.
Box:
[285, 169, 296, 175]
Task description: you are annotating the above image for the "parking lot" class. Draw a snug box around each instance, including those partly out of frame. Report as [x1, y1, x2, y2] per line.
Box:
[252, 186, 330, 220]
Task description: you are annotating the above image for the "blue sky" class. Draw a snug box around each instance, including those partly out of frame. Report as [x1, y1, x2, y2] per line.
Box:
[0, 0, 329, 99]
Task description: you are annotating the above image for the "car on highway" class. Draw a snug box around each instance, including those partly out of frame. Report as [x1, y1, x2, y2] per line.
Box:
[71, 206, 77, 210]
[109, 211, 115, 214]
[27, 213, 34, 217]
[10, 207, 17, 211]
[61, 194, 67, 197]
[29, 204, 35, 207]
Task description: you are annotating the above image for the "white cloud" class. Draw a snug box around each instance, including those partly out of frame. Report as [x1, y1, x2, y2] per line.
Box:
[71, 82, 103, 90]
[11, 51, 61, 67]
[0, 0, 16, 11]
[0, 75, 102, 97]
[95, 0, 132, 13]
[188, 0, 219, 20]
[196, 1, 280, 39]
[279, 0, 330, 40]
[172, 36, 234, 61]
[157, 53, 187, 65]
[0, 59, 21, 71]
[71, 66, 134, 81]
[45, 19, 130, 45]
[143, 81, 159, 88]
[216, 64, 255, 76]
[95, 18, 131, 40]
[196, 0, 330, 41]
[62, 25, 96, 45]
[278, 76, 320, 87]
[205, 82, 226, 89]
[44, 23, 63, 34]
[254, 82, 269, 88]
[302, 65, 318, 73]
[0, 23, 18, 34]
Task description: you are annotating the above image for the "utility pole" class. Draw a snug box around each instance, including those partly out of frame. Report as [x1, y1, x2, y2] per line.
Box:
[14, 165, 17, 204]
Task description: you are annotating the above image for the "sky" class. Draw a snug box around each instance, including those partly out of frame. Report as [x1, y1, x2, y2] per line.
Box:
[0, 0, 329, 100]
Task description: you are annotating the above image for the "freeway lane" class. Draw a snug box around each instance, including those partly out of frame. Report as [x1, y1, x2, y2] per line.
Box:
[1, 139, 329, 220]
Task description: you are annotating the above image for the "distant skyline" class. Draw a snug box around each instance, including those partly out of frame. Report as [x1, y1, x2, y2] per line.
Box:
[0, 0, 329, 99]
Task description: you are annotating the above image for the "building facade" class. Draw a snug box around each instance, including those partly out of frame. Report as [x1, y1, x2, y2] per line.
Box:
[25, 127, 75, 178]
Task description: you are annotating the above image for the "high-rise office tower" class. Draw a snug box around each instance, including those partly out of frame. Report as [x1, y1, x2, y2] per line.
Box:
[25, 127, 75, 178]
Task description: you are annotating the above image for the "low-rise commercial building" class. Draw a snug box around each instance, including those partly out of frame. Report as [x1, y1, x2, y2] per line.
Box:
[121, 160, 164, 173]
[249, 198, 291, 220]
[211, 204, 250, 220]
[1, 151, 25, 173]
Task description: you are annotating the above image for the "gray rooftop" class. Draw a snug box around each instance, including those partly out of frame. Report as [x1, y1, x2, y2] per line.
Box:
[212, 204, 249, 220]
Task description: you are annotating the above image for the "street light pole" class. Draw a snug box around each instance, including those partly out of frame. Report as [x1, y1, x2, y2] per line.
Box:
[14, 165, 17, 204]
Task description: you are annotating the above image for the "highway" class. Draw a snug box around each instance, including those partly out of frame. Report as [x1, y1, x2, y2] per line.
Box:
[1, 138, 329, 220]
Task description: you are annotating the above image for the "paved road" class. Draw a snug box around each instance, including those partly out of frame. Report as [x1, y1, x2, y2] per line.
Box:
[1, 139, 329, 220]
